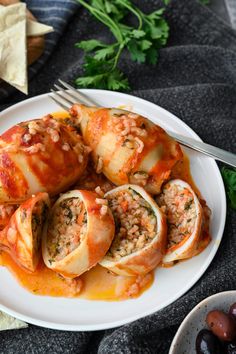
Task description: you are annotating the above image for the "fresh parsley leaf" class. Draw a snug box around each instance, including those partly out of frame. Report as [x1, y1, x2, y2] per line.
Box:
[146, 47, 159, 65]
[131, 29, 146, 39]
[75, 39, 107, 52]
[75, 68, 130, 91]
[75, 75, 103, 87]
[104, 0, 116, 13]
[127, 39, 146, 63]
[104, 0, 126, 20]
[221, 167, 236, 210]
[150, 26, 164, 40]
[94, 46, 115, 60]
[91, 0, 105, 11]
[148, 8, 165, 20]
[75, 55, 130, 91]
[83, 56, 110, 75]
[140, 39, 152, 51]
[107, 69, 130, 90]
[75, 0, 170, 91]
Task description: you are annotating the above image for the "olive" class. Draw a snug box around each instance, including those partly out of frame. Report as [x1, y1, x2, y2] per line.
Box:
[206, 310, 236, 341]
[225, 340, 236, 354]
[229, 303, 236, 320]
[196, 329, 222, 354]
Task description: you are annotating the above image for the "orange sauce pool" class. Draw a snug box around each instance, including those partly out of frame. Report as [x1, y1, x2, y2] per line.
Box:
[0, 112, 210, 299]
[0, 252, 154, 300]
[0, 154, 200, 299]
[51, 111, 70, 119]
[171, 153, 201, 197]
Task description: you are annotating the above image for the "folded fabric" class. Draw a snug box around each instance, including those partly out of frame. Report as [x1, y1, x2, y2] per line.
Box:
[0, 0, 236, 353]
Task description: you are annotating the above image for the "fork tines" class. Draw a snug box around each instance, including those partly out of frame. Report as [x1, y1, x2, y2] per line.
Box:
[50, 79, 96, 112]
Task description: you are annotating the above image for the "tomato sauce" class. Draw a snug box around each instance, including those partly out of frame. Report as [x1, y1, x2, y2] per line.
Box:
[171, 153, 201, 196]
[0, 112, 210, 300]
[0, 252, 153, 300]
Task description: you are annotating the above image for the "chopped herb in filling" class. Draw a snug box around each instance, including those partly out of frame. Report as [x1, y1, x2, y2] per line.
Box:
[106, 188, 157, 260]
[47, 197, 87, 262]
[157, 184, 197, 248]
[32, 201, 49, 252]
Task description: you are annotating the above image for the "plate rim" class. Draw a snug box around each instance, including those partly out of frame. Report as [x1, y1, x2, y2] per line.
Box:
[0, 89, 227, 331]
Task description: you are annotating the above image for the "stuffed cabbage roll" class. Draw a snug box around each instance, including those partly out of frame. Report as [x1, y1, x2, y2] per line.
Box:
[70, 104, 183, 194]
[100, 185, 167, 276]
[42, 190, 115, 278]
[0, 115, 90, 203]
[0, 192, 50, 272]
[156, 179, 204, 264]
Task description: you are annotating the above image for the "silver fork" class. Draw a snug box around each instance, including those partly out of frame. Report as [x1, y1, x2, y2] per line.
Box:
[50, 79, 236, 168]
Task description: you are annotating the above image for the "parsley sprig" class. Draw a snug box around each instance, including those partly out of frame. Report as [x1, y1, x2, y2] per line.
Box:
[74, 0, 170, 91]
[221, 167, 236, 210]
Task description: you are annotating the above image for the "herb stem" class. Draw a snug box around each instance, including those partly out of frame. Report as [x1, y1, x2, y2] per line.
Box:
[77, 0, 123, 43]
[116, 0, 143, 30]
[111, 43, 124, 71]
[74, 0, 169, 91]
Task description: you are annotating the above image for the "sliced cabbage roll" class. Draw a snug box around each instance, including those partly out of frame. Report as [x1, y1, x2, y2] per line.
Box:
[70, 104, 183, 194]
[42, 190, 115, 278]
[156, 179, 204, 264]
[0, 115, 90, 203]
[0, 192, 50, 272]
[100, 184, 167, 276]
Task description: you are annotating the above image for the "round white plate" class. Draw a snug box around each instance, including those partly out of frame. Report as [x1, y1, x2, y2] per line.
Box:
[169, 291, 236, 354]
[0, 90, 226, 331]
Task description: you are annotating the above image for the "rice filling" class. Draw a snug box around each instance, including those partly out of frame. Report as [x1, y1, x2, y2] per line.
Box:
[47, 197, 87, 263]
[31, 201, 49, 253]
[106, 188, 157, 260]
[157, 184, 197, 248]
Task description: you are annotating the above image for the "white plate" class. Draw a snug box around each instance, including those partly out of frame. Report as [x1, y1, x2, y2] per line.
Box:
[0, 90, 226, 331]
[169, 291, 236, 354]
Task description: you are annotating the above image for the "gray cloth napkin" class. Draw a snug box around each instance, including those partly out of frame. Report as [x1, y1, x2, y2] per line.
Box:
[0, 0, 236, 353]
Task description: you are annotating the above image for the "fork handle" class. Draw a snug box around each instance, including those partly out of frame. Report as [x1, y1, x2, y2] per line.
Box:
[169, 131, 236, 168]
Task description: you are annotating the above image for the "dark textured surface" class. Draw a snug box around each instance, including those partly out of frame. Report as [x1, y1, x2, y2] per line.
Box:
[0, 0, 236, 353]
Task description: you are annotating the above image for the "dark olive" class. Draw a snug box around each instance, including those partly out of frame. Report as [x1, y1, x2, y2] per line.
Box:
[206, 310, 236, 341]
[225, 340, 236, 354]
[229, 303, 236, 320]
[196, 329, 222, 354]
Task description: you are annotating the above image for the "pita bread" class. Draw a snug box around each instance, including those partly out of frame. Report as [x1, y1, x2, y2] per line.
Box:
[0, 311, 28, 331]
[27, 19, 53, 36]
[0, 3, 27, 93]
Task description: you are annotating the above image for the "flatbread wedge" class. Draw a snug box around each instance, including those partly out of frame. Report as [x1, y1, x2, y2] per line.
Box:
[0, 311, 27, 331]
[27, 19, 53, 36]
[0, 3, 27, 93]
